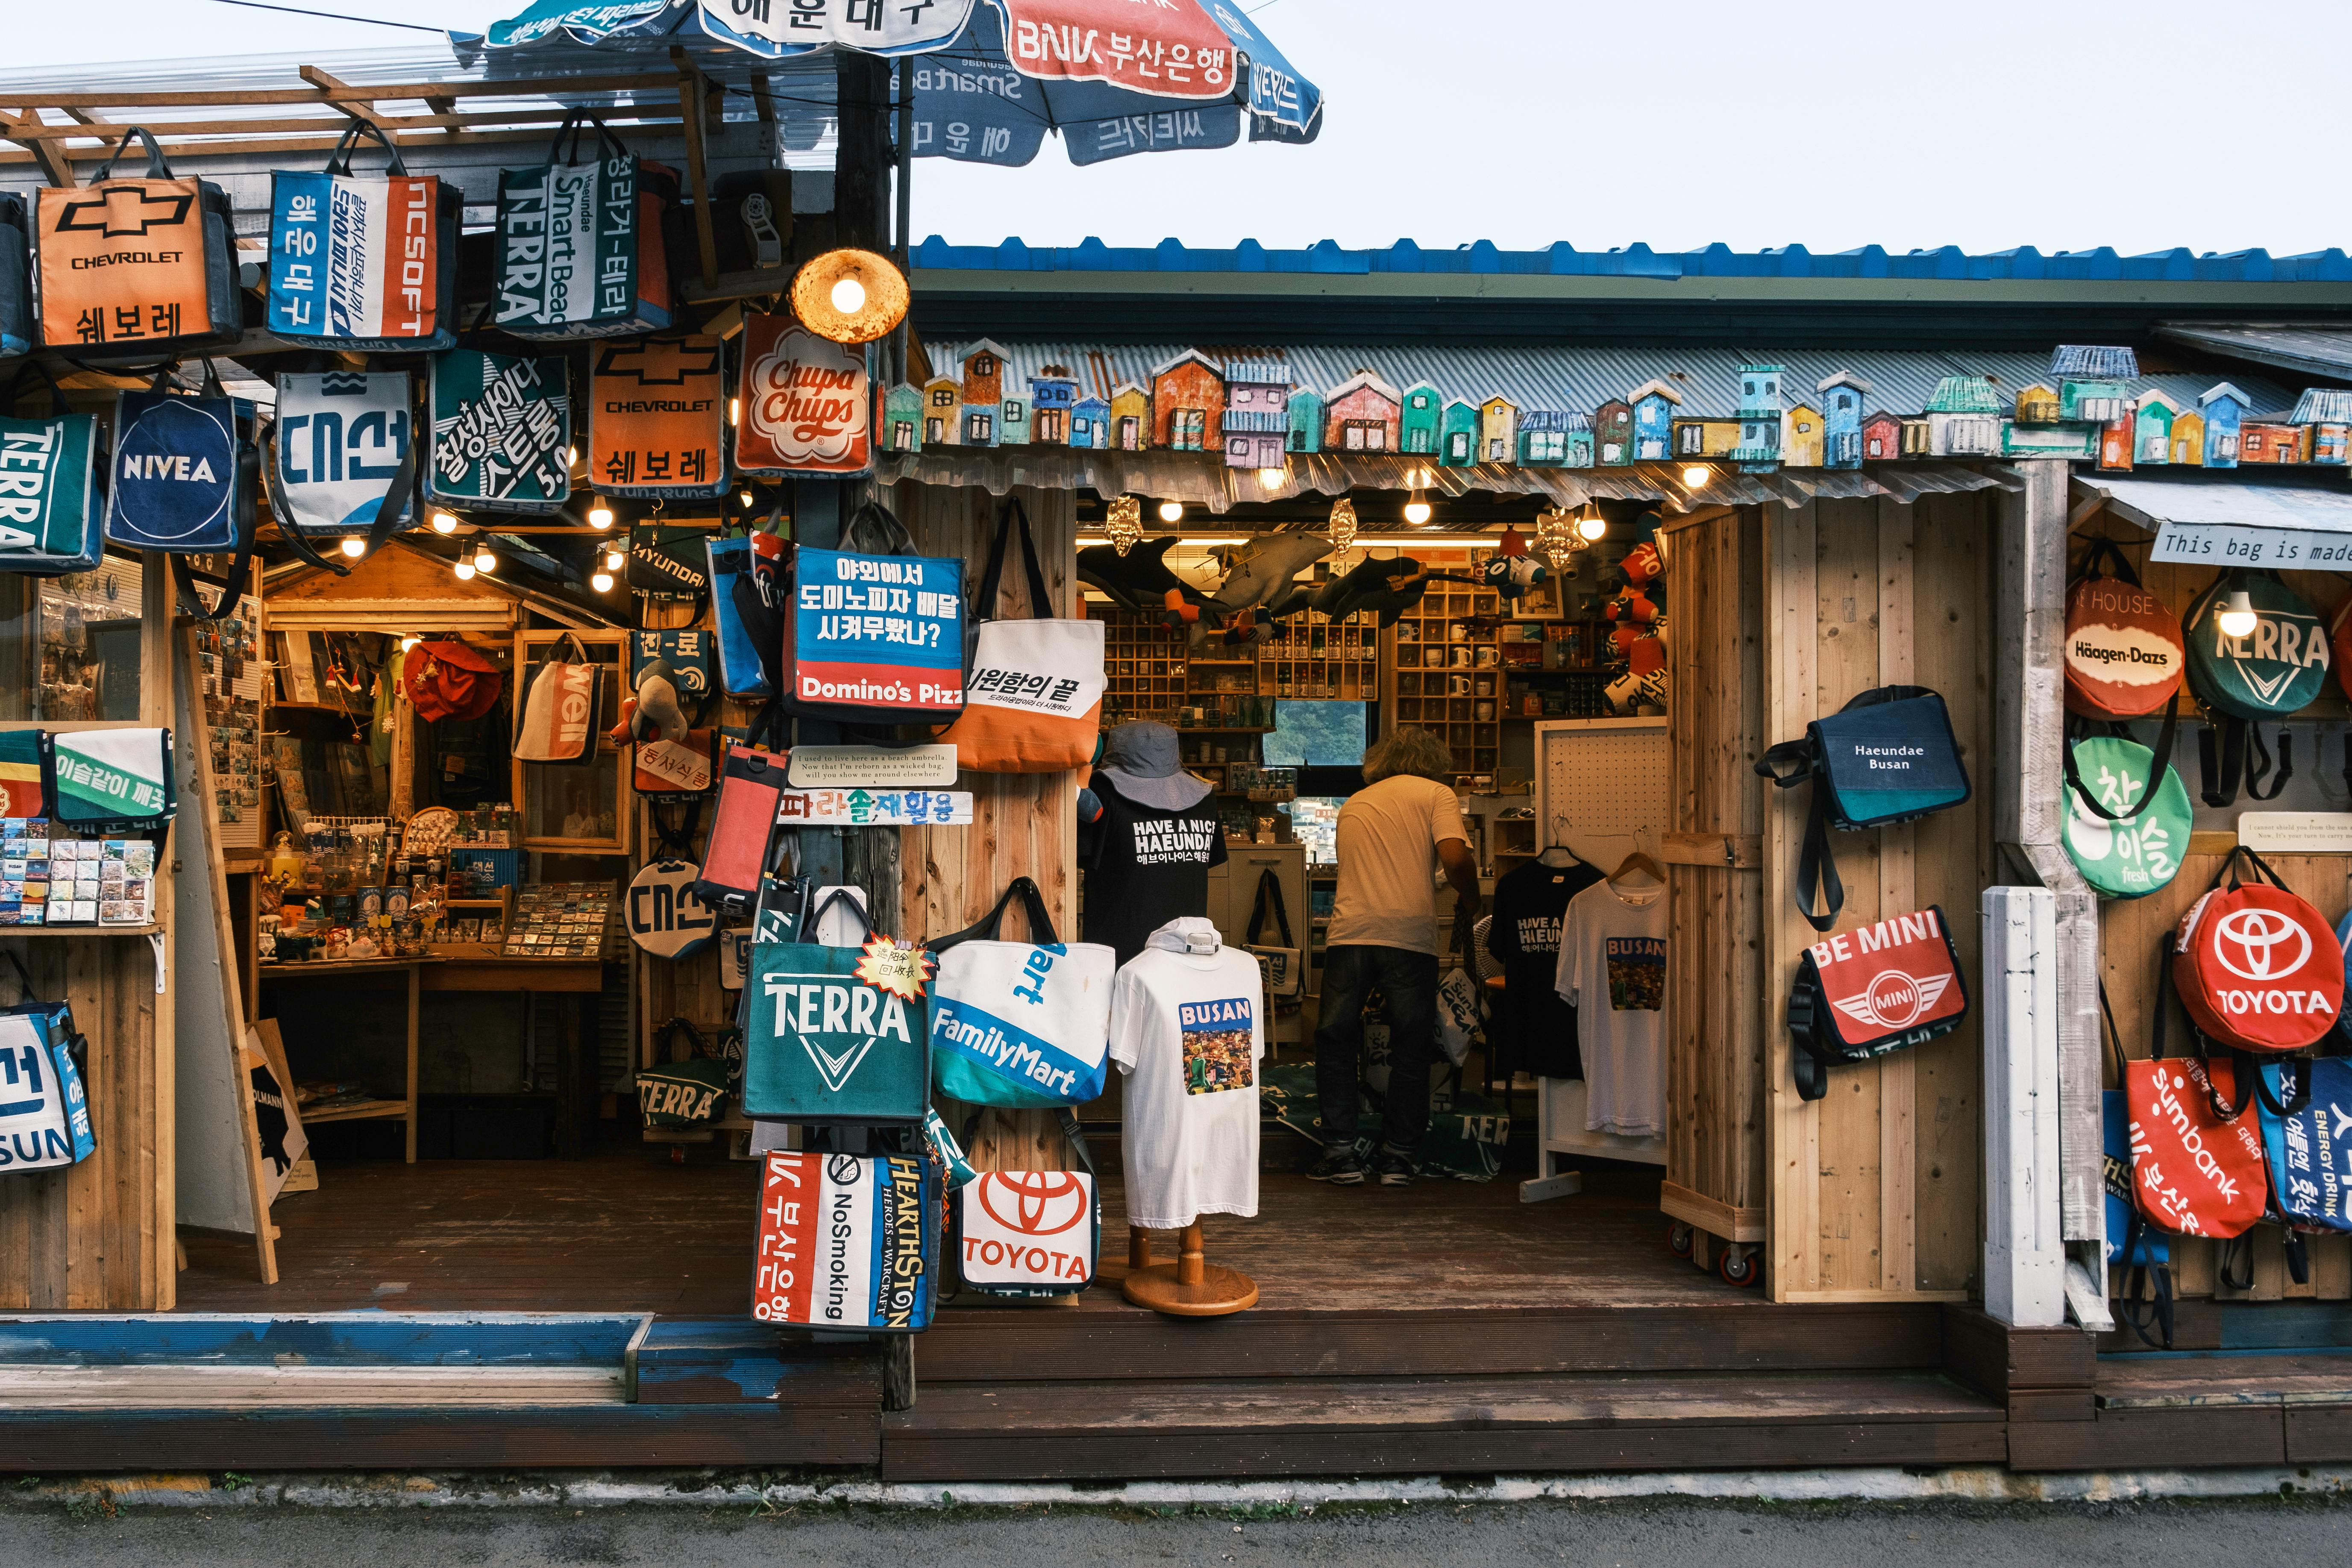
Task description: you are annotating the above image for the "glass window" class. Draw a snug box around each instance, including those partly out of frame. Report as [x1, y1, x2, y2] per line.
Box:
[0, 553, 146, 722]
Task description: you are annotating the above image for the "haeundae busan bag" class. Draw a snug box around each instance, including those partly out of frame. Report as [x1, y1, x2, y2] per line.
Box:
[779, 499, 968, 727]
[2172, 848, 2340, 1053]
[2064, 538, 2183, 719]
[36, 126, 240, 354]
[266, 118, 460, 351]
[925, 876, 1115, 1108]
[1784, 904, 1970, 1102]
[2127, 952, 2267, 1241]
[935, 499, 1106, 773]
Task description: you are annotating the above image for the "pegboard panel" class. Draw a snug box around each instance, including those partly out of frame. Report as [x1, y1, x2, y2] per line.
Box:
[1534, 717, 1670, 869]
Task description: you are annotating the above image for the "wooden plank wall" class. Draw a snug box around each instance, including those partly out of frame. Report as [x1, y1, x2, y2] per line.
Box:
[1761, 494, 1994, 1302]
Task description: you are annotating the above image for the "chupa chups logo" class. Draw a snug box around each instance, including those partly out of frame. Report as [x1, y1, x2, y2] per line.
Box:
[54, 183, 192, 238]
[1832, 969, 1953, 1031]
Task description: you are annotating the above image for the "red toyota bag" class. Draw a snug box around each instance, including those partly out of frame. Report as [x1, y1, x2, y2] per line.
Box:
[2126, 958, 2267, 1241]
[2064, 538, 2183, 719]
[2171, 848, 2340, 1052]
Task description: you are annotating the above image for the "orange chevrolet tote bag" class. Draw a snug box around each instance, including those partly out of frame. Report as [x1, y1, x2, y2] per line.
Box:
[938, 499, 1104, 773]
[36, 126, 240, 355]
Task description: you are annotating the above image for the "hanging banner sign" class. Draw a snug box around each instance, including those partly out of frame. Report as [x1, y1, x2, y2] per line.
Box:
[2237, 813, 2352, 854]
[994, 0, 1234, 100]
[776, 789, 972, 827]
[2152, 523, 2352, 570]
[787, 744, 959, 789]
[735, 314, 870, 477]
[751, 1148, 936, 1332]
[590, 334, 726, 499]
[694, 0, 974, 56]
[426, 350, 571, 514]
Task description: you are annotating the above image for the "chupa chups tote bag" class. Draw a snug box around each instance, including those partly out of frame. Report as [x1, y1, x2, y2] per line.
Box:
[268, 371, 417, 572]
[2189, 570, 2326, 805]
[936, 499, 1106, 773]
[36, 126, 239, 355]
[743, 889, 932, 1126]
[2065, 538, 2183, 720]
[732, 313, 872, 479]
[752, 1144, 939, 1333]
[425, 350, 571, 515]
[2061, 734, 2191, 898]
[0, 368, 101, 577]
[266, 118, 460, 351]
[2255, 1057, 2352, 1234]
[492, 113, 676, 340]
[590, 334, 727, 500]
[779, 500, 969, 727]
[2172, 847, 2340, 1053]
[951, 1108, 1100, 1299]
[512, 634, 604, 765]
[1784, 904, 1970, 1101]
[1755, 685, 1971, 932]
[926, 876, 1115, 1109]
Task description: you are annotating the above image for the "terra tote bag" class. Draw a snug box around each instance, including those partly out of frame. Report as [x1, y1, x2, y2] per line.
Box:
[936, 498, 1106, 773]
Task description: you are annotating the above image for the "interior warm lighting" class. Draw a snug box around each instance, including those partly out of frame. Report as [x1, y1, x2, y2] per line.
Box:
[473, 548, 496, 575]
[790, 248, 910, 344]
[1257, 466, 1286, 491]
[1104, 495, 1144, 557]
[567, 446, 578, 465]
[1157, 500, 1185, 525]
[739, 490, 754, 508]
[1576, 507, 1608, 542]
[339, 536, 367, 558]
[398, 635, 420, 652]
[729, 397, 742, 426]
[1404, 496, 1432, 526]
[587, 499, 614, 531]
[2219, 589, 2259, 638]
[1682, 464, 1710, 487]
[590, 570, 614, 593]
[452, 560, 476, 581]
[602, 546, 625, 573]
[429, 511, 458, 534]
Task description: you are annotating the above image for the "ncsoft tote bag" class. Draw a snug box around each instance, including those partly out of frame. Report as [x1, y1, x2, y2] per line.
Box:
[492, 113, 676, 340]
[935, 499, 1106, 773]
[926, 876, 1115, 1108]
[266, 119, 460, 351]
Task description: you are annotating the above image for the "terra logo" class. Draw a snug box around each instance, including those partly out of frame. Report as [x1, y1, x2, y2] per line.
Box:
[2211, 907, 2312, 982]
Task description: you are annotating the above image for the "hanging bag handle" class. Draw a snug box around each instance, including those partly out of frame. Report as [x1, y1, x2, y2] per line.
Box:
[926, 875, 1059, 954]
[543, 111, 631, 169]
[2073, 534, 2145, 588]
[2243, 726, 2294, 803]
[170, 365, 262, 623]
[2064, 695, 2180, 822]
[88, 124, 176, 182]
[974, 496, 1056, 624]
[799, 886, 883, 948]
[321, 117, 409, 178]
[841, 497, 921, 559]
[1245, 866, 1295, 949]
[2107, 971, 2178, 1349]
[649, 798, 705, 859]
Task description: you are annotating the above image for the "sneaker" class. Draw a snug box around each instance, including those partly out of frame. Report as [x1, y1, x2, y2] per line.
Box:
[1307, 1148, 1366, 1185]
[1375, 1150, 1415, 1187]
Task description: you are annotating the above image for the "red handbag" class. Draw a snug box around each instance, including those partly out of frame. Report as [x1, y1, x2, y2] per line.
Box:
[2127, 958, 2268, 1241]
[2171, 848, 2340, 1052]
[400, 637, 502, 724]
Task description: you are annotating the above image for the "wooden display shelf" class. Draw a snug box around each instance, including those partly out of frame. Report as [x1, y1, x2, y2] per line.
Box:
[0, 923, 164, 937]
[297, 1098, 409, 1125]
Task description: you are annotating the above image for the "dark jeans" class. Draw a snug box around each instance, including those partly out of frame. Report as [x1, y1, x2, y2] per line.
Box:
[1314, 943, 1440, 1156]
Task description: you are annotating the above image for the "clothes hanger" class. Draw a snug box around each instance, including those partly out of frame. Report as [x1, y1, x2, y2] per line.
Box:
[1536, 812, 1583, 869]
[1607, 825, 1664, 887]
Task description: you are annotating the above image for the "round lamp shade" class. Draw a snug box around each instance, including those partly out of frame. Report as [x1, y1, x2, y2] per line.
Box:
[790, 249, 910, 344]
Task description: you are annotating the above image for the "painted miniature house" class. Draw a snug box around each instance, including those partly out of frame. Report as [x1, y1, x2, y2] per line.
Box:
[1068, 394, 1110, 450]
[2240, 418, 2310, 464]
[1222, 361, 1294, 469]
[1862, 411, 1903, 461]
[2168, 408, 2205, 466]
[882, 382, 923, 453]
[1818, 373, 1872, 469]
[1518, 409, 1591, 467]
[1110, 383, 1151, 452]
[2097, 417, 2132, 472]
[998, 391, 1030, 446]
[1594, 399, 1634, 465]
[1925, 375, 2003, 457]
[1629, 380, 1683, 462]
[1899, 417, 1932, 458]
[2053, 344, 2137, 426]
[1028, 365, 1078, 445]
[1729, 364, 1787, 467]
[1151, 349, 1226, 452]
[1782, 402, 1824, 468]
[2292, 388, 2352, 465]
[1287, 388, 1325, 453]
[961, 339, 1009, 447]
[2132, 392, 2179, 465]
[2013, 383, 2061, 425]
[1672, 417, 1741, 458]
[1479, 396, 1519, 464]
[923, 375, 961, 446]
[1400, 383, 1442, 455]
[1322, 370, 1404, 453]
[2201, 384, 2249, 467]
[2001, 419, 2098, 460]
[1439, 400, 1480, 466]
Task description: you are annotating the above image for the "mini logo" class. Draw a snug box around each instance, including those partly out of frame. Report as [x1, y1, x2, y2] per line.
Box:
[2211, 907, 2311, 982]
[54, 183, 193, 238]
[975, 1170, 1089, 1237]
[1831, 969, 1953, 1031]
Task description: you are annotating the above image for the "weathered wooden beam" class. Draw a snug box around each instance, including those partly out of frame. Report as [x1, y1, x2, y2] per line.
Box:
[298, 65, 374, 123]
[0, 110, 75, 187]
[670, 50, 719, 288]
[0, 74, 681, 111]
[4, 105, 681, 142]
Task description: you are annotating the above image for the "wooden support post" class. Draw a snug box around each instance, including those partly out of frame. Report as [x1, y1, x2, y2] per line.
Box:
[832, 52, 893, 252]
[1983, 885, 2064, 1326]
[670, 50, 719, 288]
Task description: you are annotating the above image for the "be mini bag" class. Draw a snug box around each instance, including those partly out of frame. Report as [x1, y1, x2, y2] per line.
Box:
[36, 126, 241, 355]
[935, 499, 1106, 773]
[1784, 904, 1970, 1101]
[267, 119, 461, 351]
[742, 889, 931, 1125]
[752, 1144, 940, 1333]
[951, 1107, 1100, 1299]
[492, 113, 676, 340]
[779, 500, 968, 728]
[0, 366, 102, 576]
[1755, 685, 1972, 932]
[926, 876, 1115, 1109]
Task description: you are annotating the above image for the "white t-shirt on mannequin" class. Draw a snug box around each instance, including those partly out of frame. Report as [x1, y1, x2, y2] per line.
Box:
[1108, 916, 1263, 1230]
[1554, 876, 1668, 1137]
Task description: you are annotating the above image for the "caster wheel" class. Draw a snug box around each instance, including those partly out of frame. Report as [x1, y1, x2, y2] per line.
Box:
[1718, 1247, 1760, 1288]
[1667, 1222, 1694, 1258]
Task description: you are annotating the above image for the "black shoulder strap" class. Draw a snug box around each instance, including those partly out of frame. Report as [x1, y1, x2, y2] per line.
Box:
[2200, 717, 2248, 809]
[2064, 694, 2179, 822]
[1791, 775, 1842, 934]
[927, 876, 1057, 954]
[1245, 866, 1295, 948]
[2243, 726, 2293, 803]
[976, 497, 1054, 623]
[650, 798, 704, 858]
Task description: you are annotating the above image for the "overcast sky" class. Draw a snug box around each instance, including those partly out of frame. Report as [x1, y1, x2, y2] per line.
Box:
[10, 0, 2347, 259]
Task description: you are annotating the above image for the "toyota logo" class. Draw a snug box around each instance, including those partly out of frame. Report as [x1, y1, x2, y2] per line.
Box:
[2211, 907, 2312, 982]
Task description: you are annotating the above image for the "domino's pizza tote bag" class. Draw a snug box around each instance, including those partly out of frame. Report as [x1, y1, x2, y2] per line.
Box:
[936, 499, 1106, 774]
[492, 113, 676, 341]
[778, 500, 969, 728]
[266, 119, 460, 352]
[742, 890, 931, 1126]
[2171, 848, 2341, 1054]
[2065, 538, 2183, 720]
[925, 876, 1116, 1109]
[36, 126, 240, 355]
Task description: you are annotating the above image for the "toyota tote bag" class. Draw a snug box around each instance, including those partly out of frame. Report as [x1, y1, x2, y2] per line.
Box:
[513, 634, 605, 765]
[925, 876, 1115, 1108]
[590, 334, 726, 499]
[266, 119, 459, 351]
[36, 126, 240, 355]
[951, 1108, 1100, 1299]
[2065, 538, 2183, 720]
[752, 1146, 939, 1333]
[743, 890, 931, 1125]
[0, 1011, 93, 1174]
[2172, 848, 2340, 1053]
[936, 499, 1105, 773]
[2061, 735, 2191, 899]
[492, 113, 676, 340]
[2255, 1057, 2352, 1233]
[269, 371, 416, 571]
[0, 373, 101, 577]
[425, 350, 571, 515]
[1785, 904, 1970, 1101]
[779, 501, 968, 727]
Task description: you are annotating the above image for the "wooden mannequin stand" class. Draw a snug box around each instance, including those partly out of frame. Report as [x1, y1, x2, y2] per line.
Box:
[1121, 1222, 1259, 1316]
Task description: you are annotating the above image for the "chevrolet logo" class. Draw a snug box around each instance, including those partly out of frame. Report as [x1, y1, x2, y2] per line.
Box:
[54, 183, 194, 238]
[596, 337, 721, 387]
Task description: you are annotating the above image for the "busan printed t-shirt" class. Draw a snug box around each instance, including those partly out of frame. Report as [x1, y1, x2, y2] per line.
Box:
[1109, 917, 1263, 1231]
[1553, 878, 1668, 1137]
[1327, 774, 1469, 954]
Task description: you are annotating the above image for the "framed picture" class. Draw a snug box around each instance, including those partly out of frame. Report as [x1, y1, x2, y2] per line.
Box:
[1512, 575, 1566, 622]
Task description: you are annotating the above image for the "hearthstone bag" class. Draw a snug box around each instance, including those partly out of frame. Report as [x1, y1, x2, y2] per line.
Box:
[268, 371, 417, 572]
[590, 334, 727, 499]
[0, 370, 102, 577]
[951, 1107, 1100, 1299]
[425, 350, 571, 515]
[2061, 734, 2191, 899]
[742, 889, 932, 1126]
[2255, 1057, 2352, 1234]
[36, 126, 240, 355]
[492, 113, 676, 340]
[43, 727, 174, 827]
[752, 1145, 939, 1333]
[778, 500, 968, 728]
[513, 633, 604, 765]
[266, 119, 460, 351]
[935, 499, 1106, 773]
[0, 193, 27, 358]
[2064, 538, 2183, 720]
[2171, 848, 2340, 1054]
[1243, 866, 1302, 1000]
[925, 876, 1116, 1109]
[1785, 904, 1969, 1101]
[1755, 685, 1972, 932]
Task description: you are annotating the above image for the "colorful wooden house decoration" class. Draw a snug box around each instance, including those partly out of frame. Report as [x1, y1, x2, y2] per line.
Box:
[1629, 379, 1682, 462]
[2292, 388, 2352, 465]
[1899, 417, 1932, 458]
[1730, 364, 1787, 467]
[1782, 401, 1824, 469]
[1862, 411, 1904, 461]
[1285, 388, 1324, 455]
[882, 382, 923, 453]
[1400, 382, 1442, 455]
[1222, 361, 1293, 470]
[1110, 382, 1151, 452]
[2201, 384, 2249, 467]
[1322, 370, 1403, 453]
[923, 375, 961, 446]
[1069, 394, 1110, 449]
[961, 339, 1009, 446]
[997, 391, 1031, 446]
[1151, 350, 1225, 452]
[2097, 416, 2132, 472]
[1819, 373, 1872, 468]
[1478, 396, 1518, 464]
[2013, 383, 2061, 425]
[1518, 409, 1590, 467]
[1439, 399, 1480, 466]
[2240, 418, 2310, 464]
[2053, 345, 2138, 426]
[1028, 365, 1078, 444]
[2168, 408, 2205, 466]
[1925, 376, 2003, 457]
[1672, 417, 1741, 458]
[1594, 399, 1634, 465]
[2132, 392, 2179, 465]
[2001, 419, 2098, 460]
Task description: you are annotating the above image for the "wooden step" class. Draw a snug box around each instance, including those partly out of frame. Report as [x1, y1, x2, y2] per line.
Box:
[881, 1369, 2006, 1481]
[2097, 1350, 2352, 1410]
[0, 1363, 624, 1409]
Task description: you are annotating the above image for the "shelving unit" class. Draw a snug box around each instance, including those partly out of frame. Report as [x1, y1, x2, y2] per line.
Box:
[1258, 611, 1378, 702]
[1385, 555, 1504, 778]
[1092, 606, 1189, 722]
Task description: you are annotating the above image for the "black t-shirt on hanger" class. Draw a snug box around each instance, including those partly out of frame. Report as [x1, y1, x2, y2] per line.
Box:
[1080, 778, 1229, 966]
[1486, 855, 1603, 1080]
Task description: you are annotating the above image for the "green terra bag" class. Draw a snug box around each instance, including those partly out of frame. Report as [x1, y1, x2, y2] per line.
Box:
[742, 890, 931, 1126]
[2061, 736, 2191, 899]
[2185, 569, 2329, 719]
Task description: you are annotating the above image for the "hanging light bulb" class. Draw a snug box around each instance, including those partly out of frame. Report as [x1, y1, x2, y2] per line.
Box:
[1682, 464, 1710, 487]
[2218, 588, 2259, 638]
[1105, 495, 1144, 557]
[1404, 489, 1433, 526]
[830, 275, 868, 316]
[1157, 499, 1185, 525]
[738, 490, 754, 508]
[1576, 504, 1608, 542]
[429, 511, 459, 535]
[1327, 496, 1359, 557]
[729, 396, 742, 427]
[452, 560, 476, 582]
[339, 536, 367, 558]
[590, 570, 614, 593]
[399, 635, 420, 653]
[790, 248, 910, 344]
[587, 498, 614, 531]
[473, 547, 496, 575]
[566, 446, 578, 465]
[602, 546, 625, 573]
[1257, 466, 1286, 492]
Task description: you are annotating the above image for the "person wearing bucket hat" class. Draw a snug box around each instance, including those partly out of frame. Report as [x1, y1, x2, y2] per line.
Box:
[1079, 722, 1227, 966]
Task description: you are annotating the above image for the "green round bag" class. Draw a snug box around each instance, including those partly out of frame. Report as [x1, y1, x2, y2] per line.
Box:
[2062, 736, 2191, 899]
[2185, 569, 2329, 719]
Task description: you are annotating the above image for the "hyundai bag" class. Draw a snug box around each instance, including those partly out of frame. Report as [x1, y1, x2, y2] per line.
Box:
[0, 193, 27, 358]
[1755, 684, 1972, 931]
[779, 500, 967, 726]
[425, 350, 571, 515]
[2255, 1057, 2352, 1233]
[268, 371, 417, 573]
[628, 521, 712, 601]
[591, 334, 726, 499]
[2171, 848, 2340, 1053]
[935, 499, 1104, 772]
[2065, 538, 2183, 719]
[752, 1144, 939, 1332]
[266, 118, 459, 351]
[951, 1107, 1099, 1298]
[0, 369, 101, 577]
[926, 876, 1114, 1108]
[44, 727, 174, 827]
[2062, 734, 2191, 899]
[743, 889, 931, 1125]
[36, 126, 239, 355]
[492, 113, 676, 340]
[513, 633, 604, 765]
[1242, 866, 1302, 1000]
[1785, 904, 1970, 1101]
[0, 1010, 92, 1173]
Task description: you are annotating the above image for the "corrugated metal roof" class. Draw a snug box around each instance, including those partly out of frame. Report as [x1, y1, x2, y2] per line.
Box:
[2157, 324, 2352, 383]
[2052, 346, 2140, 378]
[923, 341, 2298, 423]
[2075, 474, 2352, 537]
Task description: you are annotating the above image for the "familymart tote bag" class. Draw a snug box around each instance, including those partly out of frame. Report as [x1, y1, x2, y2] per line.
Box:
[266, 118, 460, 351]
[492, 113, 676, 340]
[778, 500, 969, 728]
[36, 126, 240, 355]
[743, 890, 931, 1125]
[269, 371, 416, 571]
[0, 370, 101, 576]
[936, 499, 1106, 773]
[425, 350, 571, 515]
[926, 876, 1116, 1108]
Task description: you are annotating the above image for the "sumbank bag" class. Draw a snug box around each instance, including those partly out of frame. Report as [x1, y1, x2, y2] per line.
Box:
[0, 365, 102, 577]
[513, 634, 604, 765]
[2128, 951, 2267, 1242]
[925, 876, 1115, 1108]
[1755, 684, 1972, 932]
[935, 498, 1105, 773]
[492, 113, 676, 340]
[2064, 538, 2183, 719]
[752, 1143, 940, 1333]
[778, 500, 968, 728]
[951, 1107, 1100, 1299]
[36, 126, 240, 355]
[1785, 904, 1970, 1101]
[266, 118, 460, 351]
[2171, 847, 2340, 1053]
[742, 888, 931, 1126]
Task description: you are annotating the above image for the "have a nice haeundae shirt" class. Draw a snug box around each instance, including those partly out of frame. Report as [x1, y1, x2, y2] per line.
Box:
[1080, 778, 1228, 965]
